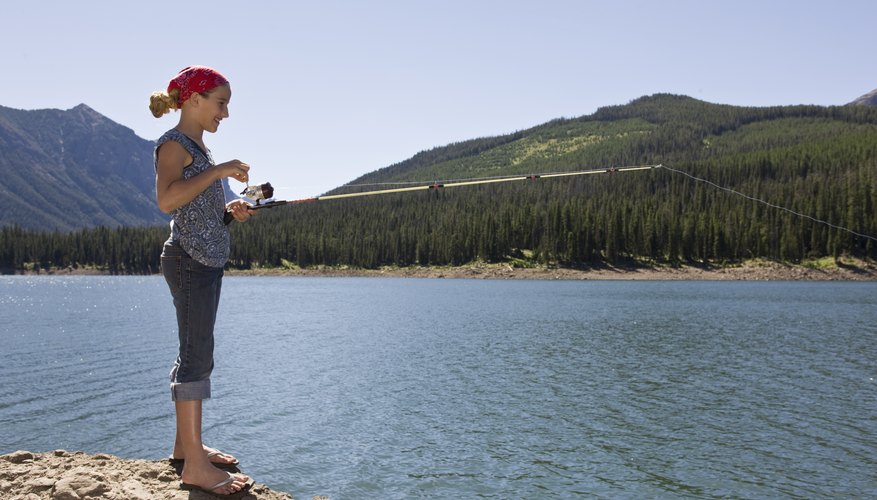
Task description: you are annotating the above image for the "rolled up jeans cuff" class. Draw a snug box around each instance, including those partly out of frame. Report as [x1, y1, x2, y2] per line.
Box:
[171, 379, 211, 401]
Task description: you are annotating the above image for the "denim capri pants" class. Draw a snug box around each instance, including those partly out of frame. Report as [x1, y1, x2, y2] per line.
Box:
[161, 240, 223, 401]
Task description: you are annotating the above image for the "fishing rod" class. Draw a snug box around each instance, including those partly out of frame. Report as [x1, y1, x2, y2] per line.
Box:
[223, 164, 877, 243]
[223, 164, 661, 224]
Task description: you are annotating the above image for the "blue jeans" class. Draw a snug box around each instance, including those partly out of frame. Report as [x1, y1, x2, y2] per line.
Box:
[161, 240, 224, 401]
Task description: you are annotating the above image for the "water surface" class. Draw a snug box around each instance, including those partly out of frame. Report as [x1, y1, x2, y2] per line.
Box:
[1, 276, 875, 498]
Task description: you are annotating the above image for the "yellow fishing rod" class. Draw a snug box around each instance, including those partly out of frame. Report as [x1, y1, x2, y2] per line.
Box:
[224, 164, 661, 224]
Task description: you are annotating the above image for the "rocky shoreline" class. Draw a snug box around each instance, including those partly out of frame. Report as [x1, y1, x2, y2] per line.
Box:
[223, 259, 877, 281]
[0, 450, 296, 500]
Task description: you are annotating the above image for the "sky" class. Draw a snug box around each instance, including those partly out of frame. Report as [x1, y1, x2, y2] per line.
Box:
[3, 0, 876, 200]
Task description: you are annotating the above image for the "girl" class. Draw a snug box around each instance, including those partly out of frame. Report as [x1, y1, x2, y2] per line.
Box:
[150, 65, 256, 497]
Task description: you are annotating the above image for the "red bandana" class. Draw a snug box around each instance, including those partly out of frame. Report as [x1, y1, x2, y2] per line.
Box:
[167, 66, 229, 106]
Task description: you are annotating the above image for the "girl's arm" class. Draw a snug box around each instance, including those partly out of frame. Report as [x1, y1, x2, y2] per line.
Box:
[155, 140, 249, 213]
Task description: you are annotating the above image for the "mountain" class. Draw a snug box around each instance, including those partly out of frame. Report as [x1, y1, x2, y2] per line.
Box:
[241, 93, 877, 269]
[3, 92, 877, 272]
[850, 88, 877, 106]
[0, 104, 234, 231]
[342, 93, 877, 188]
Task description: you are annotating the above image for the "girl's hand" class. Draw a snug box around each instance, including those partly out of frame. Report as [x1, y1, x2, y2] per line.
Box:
[217, 159, 250, 184]
[226, 199, 256, 222]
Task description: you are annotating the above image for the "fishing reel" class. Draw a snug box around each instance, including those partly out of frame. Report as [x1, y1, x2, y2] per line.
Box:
[224, 182, 286, 225]
[240, 182, 274, 205]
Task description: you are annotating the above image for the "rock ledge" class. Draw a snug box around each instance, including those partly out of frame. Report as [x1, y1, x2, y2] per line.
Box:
[0, 450, 294, 500]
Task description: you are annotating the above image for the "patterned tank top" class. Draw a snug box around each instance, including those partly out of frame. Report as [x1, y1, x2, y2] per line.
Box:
[154, 129, 230, 268]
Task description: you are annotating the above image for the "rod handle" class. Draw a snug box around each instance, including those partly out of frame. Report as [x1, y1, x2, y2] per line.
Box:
[224, 200, 287, 225]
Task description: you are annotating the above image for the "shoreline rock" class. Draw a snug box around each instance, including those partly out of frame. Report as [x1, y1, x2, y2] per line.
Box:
[0, 450, 294, 500]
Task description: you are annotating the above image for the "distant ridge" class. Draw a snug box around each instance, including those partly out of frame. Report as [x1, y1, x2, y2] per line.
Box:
[0, 104, 234, 231]
[0, 104, 164, 230]
[849, 88, 877, 106]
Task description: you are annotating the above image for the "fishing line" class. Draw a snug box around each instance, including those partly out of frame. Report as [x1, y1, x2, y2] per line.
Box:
[659, 164, 877, 243]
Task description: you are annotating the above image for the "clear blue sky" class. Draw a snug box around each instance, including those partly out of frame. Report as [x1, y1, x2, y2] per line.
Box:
[4, 0, 875, 200]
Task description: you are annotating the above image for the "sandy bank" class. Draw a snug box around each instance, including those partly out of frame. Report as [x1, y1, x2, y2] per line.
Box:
[0, 450, 296, 500]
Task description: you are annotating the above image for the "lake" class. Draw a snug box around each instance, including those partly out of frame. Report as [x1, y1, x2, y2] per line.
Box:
[1, 276, 875, 498]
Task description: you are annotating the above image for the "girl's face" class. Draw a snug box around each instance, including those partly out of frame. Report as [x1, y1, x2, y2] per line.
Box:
[193, 84, 231, 133]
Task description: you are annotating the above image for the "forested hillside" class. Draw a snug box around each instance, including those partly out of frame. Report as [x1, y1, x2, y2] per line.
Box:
[2, 94, 876, 273]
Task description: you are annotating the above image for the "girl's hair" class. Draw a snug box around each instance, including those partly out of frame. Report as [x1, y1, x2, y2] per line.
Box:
[148, 86, 226, 118]
[149, 88, 180, 118]
[151, 65, 229, 118]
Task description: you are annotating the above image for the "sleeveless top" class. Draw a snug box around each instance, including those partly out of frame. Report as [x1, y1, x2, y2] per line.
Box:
[154, 129, 230, 268]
